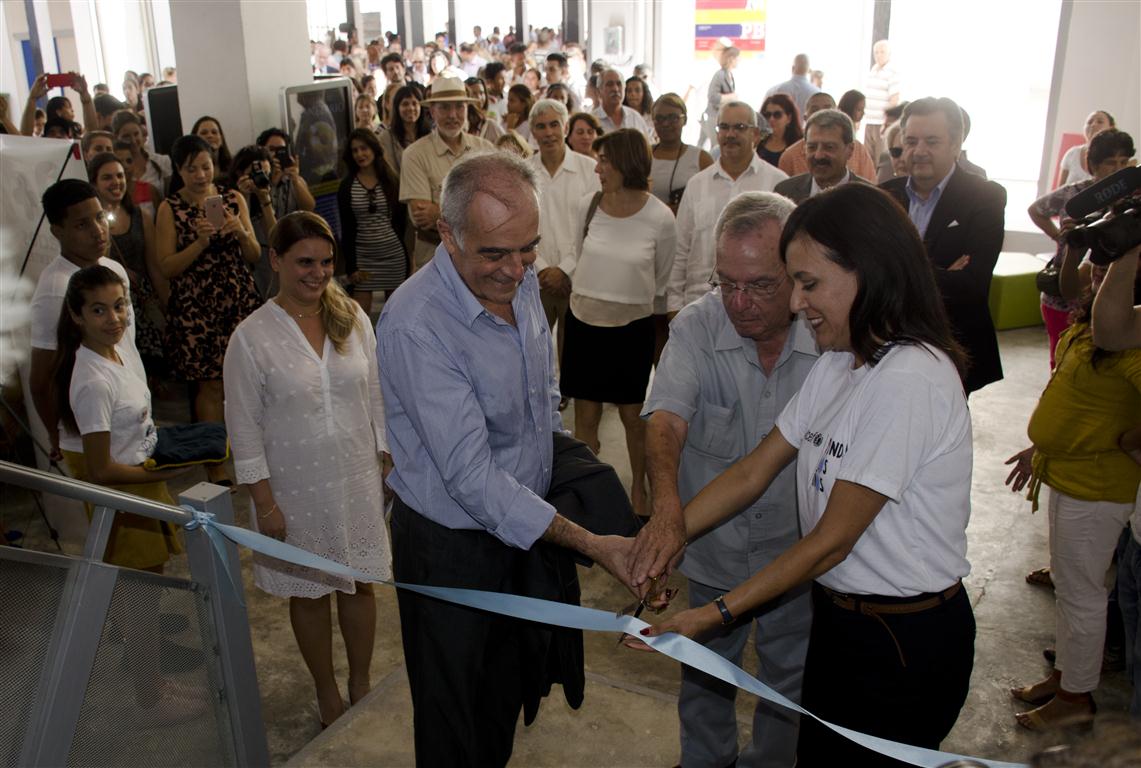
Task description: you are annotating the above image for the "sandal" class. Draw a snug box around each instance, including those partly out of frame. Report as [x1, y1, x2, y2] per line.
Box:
[1015, 693, 1096, 731]
[1011, 679, 1057, 706]
[1026, 567, 1054, 589]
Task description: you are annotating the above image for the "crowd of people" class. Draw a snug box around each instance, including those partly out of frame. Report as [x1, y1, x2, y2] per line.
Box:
[9, 19, 1141, 768]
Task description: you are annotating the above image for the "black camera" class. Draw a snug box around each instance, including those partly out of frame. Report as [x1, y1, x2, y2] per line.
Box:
[249, 165, 271, 190]
[1063, 166, 1141, 266]
[274, 146, 294, 169]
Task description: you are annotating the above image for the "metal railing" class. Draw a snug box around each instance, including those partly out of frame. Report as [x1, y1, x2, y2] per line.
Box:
[0, 460, 268, 767]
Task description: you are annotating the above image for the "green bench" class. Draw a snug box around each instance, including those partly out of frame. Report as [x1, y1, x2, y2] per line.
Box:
[988, 252, 1047, 330]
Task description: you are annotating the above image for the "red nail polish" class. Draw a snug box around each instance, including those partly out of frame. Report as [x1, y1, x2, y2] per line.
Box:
[640, 628, 650, 636]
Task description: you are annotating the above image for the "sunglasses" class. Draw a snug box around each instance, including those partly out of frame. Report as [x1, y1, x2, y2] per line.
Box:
[889, 146, 903, 158]
[762, 110, 785, 120]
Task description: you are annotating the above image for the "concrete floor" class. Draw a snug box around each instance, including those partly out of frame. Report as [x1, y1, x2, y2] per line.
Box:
[3, 324, 1133, 767]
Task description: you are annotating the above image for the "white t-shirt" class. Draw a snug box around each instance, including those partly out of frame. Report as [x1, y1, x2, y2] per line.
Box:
[29, 255, 135, 351]
[1058, 145, 1092, 185]
[775, 343, 973, 596]
[64, 341, 157, 463]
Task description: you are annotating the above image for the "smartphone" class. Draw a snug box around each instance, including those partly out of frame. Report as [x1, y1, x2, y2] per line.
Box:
[45, 73, 73, 89]
[204, 195, 225, 229]
[275, 146, 294, 169]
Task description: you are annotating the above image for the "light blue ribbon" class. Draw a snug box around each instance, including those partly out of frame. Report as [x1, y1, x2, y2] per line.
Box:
[182, 508, 246, 607]
[183, 511, 1026, 768]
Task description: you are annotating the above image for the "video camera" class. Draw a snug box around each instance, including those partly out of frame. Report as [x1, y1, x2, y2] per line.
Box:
[1063, 166, 1141, 266]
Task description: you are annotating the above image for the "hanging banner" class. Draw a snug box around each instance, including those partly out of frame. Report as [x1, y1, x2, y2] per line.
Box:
[695, 0, 766, 55]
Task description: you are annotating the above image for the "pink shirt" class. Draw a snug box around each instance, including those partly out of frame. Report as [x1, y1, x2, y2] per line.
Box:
[778, 137, 877, 181]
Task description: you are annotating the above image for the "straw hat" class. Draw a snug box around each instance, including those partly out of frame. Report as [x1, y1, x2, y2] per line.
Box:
[421, 76, 479, 104]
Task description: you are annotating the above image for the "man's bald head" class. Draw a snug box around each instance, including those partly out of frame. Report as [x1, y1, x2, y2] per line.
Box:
[793, 54, 810, 75]
[440, 152, 539, 248]
[805, 92, 835, 117]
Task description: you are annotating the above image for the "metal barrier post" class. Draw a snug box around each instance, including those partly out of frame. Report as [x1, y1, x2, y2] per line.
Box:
[17, 559, 119, 766]
[180, 482, 269, 768]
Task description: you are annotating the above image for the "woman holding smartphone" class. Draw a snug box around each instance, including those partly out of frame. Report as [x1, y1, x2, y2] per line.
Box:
[156, 134, 260, 484]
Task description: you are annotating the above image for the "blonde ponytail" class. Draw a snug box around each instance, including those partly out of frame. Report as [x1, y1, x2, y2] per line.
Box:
[320, 278, 360, 355]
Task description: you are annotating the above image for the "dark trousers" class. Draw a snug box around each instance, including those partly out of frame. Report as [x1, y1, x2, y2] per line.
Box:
[796, 583, 976, 767]
[391, 498, 526, 768]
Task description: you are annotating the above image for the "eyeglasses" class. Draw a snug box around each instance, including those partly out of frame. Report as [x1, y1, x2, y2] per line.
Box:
[762, 110, 785, 120]
[716, 122, 753, 133]
[653, 113, 681, 124]
[889, 146, 903, 158]
[708, 272, 786, 299]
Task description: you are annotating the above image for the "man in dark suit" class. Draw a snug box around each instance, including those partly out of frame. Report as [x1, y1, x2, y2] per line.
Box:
[774, 109, 871, 203]
[880, 97, 1007, 394]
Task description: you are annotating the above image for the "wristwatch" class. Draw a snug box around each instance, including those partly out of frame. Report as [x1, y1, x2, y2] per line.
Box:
[713, 595, 734, 625]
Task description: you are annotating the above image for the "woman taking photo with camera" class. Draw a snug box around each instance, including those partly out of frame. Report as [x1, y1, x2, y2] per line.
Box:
[633, 184, 976, 766]
[230, 145, 279, 299]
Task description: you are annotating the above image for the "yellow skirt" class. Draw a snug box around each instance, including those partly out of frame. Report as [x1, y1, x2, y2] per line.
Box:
[62, 450, 184, 571]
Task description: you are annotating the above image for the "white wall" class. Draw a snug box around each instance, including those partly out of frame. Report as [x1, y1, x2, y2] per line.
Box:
[589, 0, 650, 69]
[93, 0, 155, 98]
[170, 0, 312, 148]
[1041, 0, 1140, 194]
[0, 2, 27, 118]
[240, 0, 313, 141]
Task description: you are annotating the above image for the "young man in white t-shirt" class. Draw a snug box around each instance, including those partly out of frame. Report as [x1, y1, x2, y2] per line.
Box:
[28, 178, 134, 460]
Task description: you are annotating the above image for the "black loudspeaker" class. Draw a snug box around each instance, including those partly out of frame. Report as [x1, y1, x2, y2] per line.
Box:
[144, 84, 182, 156]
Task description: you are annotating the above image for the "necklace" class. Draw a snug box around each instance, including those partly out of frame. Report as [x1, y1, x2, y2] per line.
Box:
[276, 298, 322, 319]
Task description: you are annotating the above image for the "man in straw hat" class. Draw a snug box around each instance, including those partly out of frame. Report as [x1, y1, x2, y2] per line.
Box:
[399, 74, 496, 269]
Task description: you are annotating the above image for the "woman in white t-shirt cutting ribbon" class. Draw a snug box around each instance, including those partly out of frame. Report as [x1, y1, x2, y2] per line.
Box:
[630, 184, 976, 766]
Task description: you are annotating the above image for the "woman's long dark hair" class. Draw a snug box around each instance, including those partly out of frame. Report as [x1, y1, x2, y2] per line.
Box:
[87, 152, 135, 217]
[760, 93, 802, 145]
[779, 184, 967, 377]
[624, 76, 654, 117]
[191, 115, 232, 175]
[167, 134, 215, 197]
[508, 84, 534, 126]
[390, 86, 432, 146]
[53, 266, 128, 434]
[343, 127, 390, 182]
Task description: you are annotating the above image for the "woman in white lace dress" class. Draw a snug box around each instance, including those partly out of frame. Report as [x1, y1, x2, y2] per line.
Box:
[223, 211, 391, 728]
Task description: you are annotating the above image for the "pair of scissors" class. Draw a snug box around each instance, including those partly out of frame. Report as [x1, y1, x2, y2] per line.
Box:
[615, 575, 669, 644]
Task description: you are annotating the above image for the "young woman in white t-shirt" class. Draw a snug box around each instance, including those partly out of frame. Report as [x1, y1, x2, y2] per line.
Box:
[52, 265, 203, 722]
[632, 185, 975, 765]
[53, 265, 188, 565]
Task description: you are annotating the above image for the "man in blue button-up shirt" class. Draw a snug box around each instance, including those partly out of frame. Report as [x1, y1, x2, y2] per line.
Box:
[377, 152, 634, 767]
